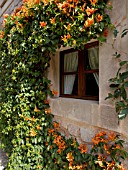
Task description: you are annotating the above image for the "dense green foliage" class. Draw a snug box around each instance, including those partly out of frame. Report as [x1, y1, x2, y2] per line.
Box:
[0, 0, 127, 169]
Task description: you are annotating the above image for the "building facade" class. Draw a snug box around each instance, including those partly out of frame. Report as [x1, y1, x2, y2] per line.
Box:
[0, 0, 128, 168]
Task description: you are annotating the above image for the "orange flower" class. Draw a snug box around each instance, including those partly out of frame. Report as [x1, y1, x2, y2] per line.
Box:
[31, 116, 36, 122]
[66, 152, 74, 162]
[0, 31, 4, 39]
[99, 131, 106, 136]
[2, 19, 7, 27]
[25, 117, 30, 121]
[53, 122, 60, 129]
[35, 0, 40, 4]
[104, 144, 110, 154]
[67, 33, 71, 39]
[90, 0, 97, 6]
[45, 108, 51, 114]
[42, 0, 49, 5]
[3, 14, 9, 19]
[86, 7, 96, 16]
[108, 132, 116, 141]
[36, 125, 41, 130]
[52, 89, 58, 96]
[45, 142, 48, 146]
[15, 20, 18, 25]
[40, 21, 47, 27]
[96, 14, 103, 22]
[50, 18, 55, 24]
[62, 35, 68, 43]
[115, 144, 120, 149]
[44, 99, 50, 104]
[103, 29, 108, 37]
[30, 128, 36, 137]
[34, 105, 40, 112]
[84, 17, 94, 27]
[67, 24, 71, 31]
[78, 144, 88, 154]
[48, 128, 55, 134]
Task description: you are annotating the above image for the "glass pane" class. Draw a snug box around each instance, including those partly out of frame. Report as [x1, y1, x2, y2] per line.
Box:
[64, 51, 78, 72]
[64, 75, 78, 95]
[85, 46, 99, 70]
[85, 74, 99, 96]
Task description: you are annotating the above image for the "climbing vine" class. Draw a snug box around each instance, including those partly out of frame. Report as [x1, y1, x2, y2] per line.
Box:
[0, 0, 127, 169]
[106, 28, 128, 120]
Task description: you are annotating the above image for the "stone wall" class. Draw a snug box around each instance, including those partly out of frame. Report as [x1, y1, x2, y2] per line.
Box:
[48, 0, 128, 168]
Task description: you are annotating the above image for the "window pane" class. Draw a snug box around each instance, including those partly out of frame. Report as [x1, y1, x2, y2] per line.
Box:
[85, 74, 99, 96]
[85, 46, 99, 70]
[64, 51, 78, 72]
[64, 75, 78, 95]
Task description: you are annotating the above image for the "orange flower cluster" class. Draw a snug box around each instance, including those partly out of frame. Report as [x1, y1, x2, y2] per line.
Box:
[92, 131, 107, 145]
[57, 0, 79, 15]
[45, 108, 51, 114]
[52, 89, 58, 96]
[53, 134, 66, 154]
[53, 122, 60, 129]
[0, 31, 4, 39]
[66, 152, 87, 170]
[96, 14, 103, 22]
[62, 34, 72, 43]
[90, 0, 97, 6]
[108, 132, 116, 141]
[3, 14, 9, 19]
[48, 128, 55, 135]
[86, 7, 96, 16]
[44, 99, 50, 104]
[96, 156, 126, 170]
[78, 144, 88, 154]
[84, 17, 94, 28]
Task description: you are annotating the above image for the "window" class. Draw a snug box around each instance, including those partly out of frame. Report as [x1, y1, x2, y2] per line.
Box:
[60, 41, 99, 100]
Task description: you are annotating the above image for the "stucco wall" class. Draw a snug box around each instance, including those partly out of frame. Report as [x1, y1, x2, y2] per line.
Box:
[48, 0, 128, 167]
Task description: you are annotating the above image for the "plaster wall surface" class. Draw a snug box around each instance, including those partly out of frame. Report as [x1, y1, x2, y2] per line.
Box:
[48, 0, 128, 167]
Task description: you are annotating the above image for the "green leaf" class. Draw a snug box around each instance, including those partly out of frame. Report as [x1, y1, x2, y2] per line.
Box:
[97, 36, 106, 42]
[114, 89, 121, 98]
[113, 52, 121, 58]
[120, 61, 128, 66]
[119, 108, 128, 119]
[124, 81, 128, 87]
[121, 29, 128, 38]
[120, 71, 128, 80]
[113, 29, 119, 38]
[105, 93, 113, 100]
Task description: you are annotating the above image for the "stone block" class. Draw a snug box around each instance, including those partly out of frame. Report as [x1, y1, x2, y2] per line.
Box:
[80, 127, 96, 143]
[99, 105, 119, 131]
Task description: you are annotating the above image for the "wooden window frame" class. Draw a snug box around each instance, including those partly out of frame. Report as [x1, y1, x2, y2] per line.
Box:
[60, 41, 99, 100]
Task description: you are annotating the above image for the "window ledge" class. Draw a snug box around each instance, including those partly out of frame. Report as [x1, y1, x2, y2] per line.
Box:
[50, 97, 99, 126]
